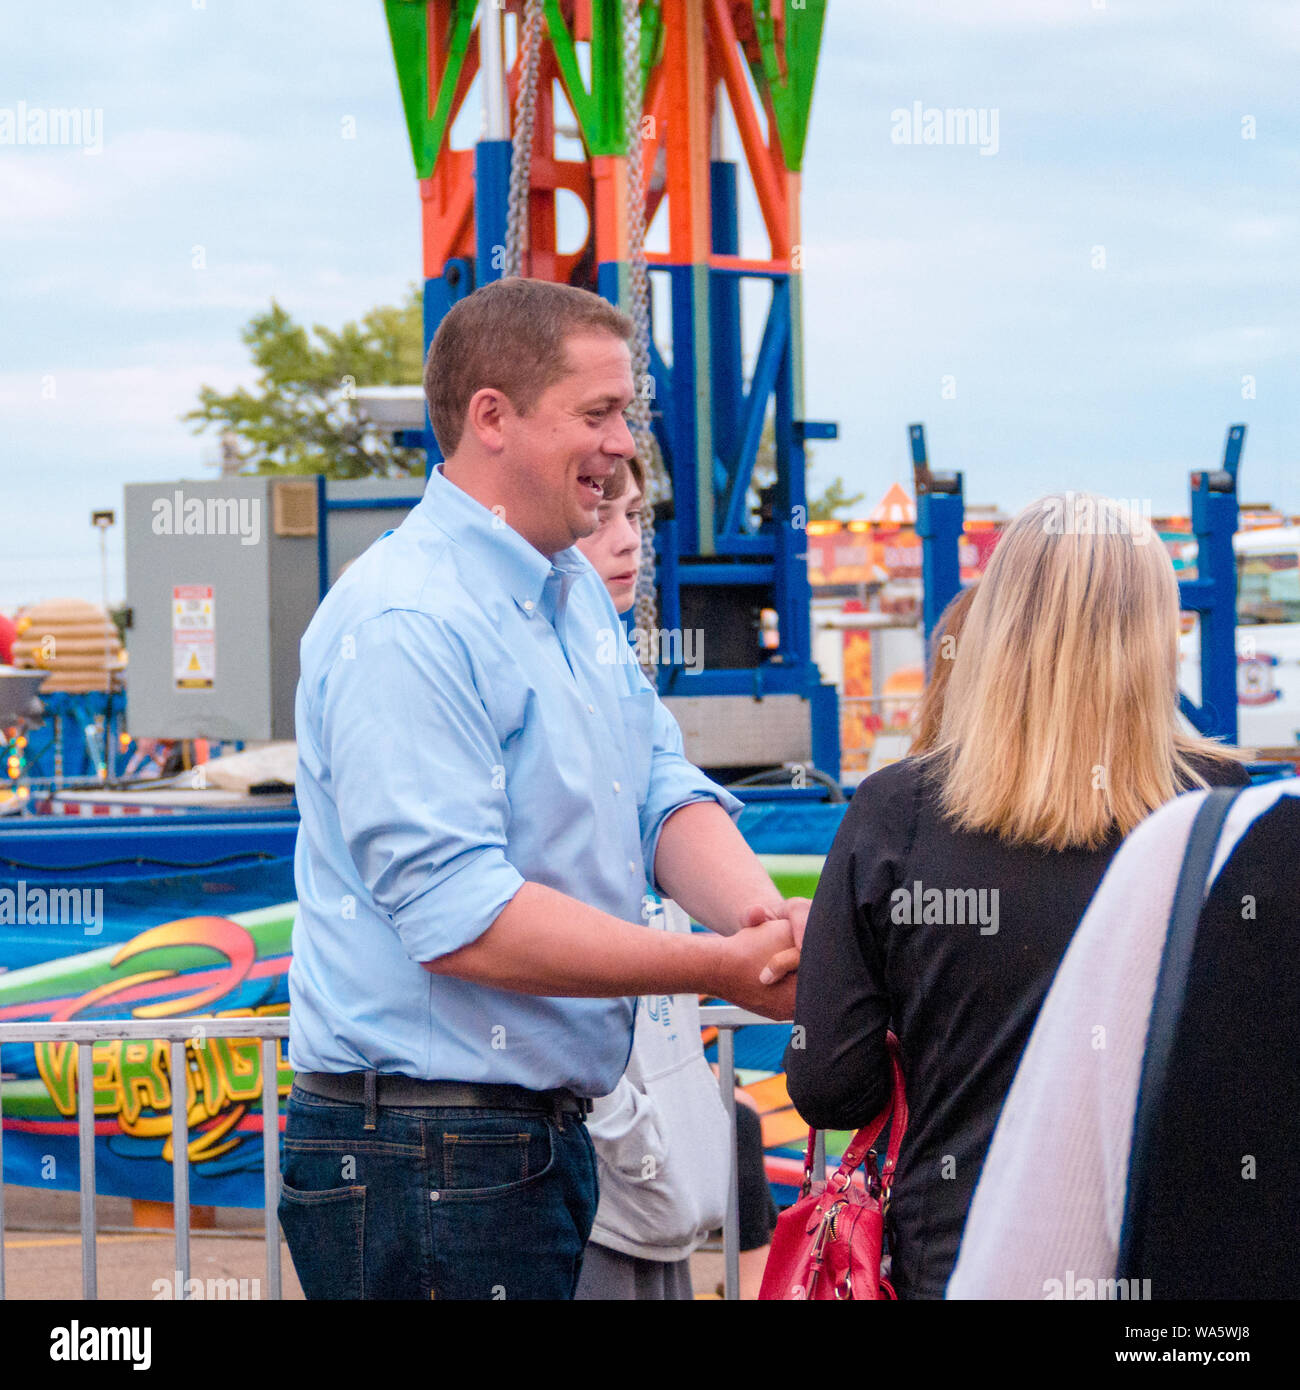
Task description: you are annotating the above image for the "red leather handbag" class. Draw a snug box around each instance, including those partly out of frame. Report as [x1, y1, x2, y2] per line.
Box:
[759, 1033, 908, 1301]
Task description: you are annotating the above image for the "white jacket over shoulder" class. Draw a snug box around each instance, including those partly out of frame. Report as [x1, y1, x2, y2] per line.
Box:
[586, 899, 732, 1263]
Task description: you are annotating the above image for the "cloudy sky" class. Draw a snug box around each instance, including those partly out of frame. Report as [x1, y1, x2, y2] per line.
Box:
[2, 0, 1297, 607]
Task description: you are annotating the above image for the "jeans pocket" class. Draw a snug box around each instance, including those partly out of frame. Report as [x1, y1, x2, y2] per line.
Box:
[278, 1180, 366, 1299]
[425, 1120, 595, 1298]
[437, 1116, 555, 1200]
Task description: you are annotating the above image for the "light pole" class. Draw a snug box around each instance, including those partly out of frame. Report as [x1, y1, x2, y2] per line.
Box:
[90, 509, 114, 616]
[90, 509, 117, 780]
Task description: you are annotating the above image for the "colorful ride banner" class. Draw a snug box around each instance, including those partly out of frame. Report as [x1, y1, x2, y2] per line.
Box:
[0, 843, 827, 1209]
[0, 858, 296, 1208]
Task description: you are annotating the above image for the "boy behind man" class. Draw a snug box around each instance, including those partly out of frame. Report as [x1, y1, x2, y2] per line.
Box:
[572, 459, 782, 1298]
[572, 457, 729, 1297]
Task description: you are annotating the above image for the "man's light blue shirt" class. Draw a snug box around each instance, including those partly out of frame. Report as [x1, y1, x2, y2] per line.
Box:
[289, 465, 742, 1096]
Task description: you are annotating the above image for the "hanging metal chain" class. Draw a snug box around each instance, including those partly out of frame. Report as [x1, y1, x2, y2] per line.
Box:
[622, 0, 666, 658]
[503, 0, 546, 279]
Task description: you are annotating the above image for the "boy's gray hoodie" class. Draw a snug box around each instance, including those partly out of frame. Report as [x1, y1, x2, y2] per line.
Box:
[586, 899, 731, 1262]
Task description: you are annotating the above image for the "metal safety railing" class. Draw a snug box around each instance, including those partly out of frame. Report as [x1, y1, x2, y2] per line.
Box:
[0, 1018, 288, 1301]
[0, 1011, 811, 1302]
[703, 1005, 822, 1301]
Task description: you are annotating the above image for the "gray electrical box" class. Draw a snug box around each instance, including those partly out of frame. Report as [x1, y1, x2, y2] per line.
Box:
[123, 475, 423, 740]
[662, 694, 813, 771]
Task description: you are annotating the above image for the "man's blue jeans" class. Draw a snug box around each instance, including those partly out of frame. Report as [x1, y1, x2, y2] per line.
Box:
[278, 1084, 599, 1300]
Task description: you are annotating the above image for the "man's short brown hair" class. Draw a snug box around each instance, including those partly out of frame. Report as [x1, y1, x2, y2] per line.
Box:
[423, 277, 634, 456]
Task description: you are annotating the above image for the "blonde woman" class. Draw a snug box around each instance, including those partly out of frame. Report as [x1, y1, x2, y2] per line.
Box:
[784, 494, 1248, 1300]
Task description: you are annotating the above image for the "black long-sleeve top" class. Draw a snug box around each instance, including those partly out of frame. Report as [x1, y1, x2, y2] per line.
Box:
[783, 752, 1250, 1300]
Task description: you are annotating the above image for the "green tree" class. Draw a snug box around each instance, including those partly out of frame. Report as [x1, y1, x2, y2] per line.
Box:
[807, 474, 867, 521]
[750, 417, 865, 521]
[184, 288, 426, 478]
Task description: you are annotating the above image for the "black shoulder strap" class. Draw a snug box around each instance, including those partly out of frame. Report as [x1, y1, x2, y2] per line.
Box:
[1117, 785, 1243, 1279]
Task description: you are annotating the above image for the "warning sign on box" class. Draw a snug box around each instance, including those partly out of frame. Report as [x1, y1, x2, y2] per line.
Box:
[173, 584, 215, 689]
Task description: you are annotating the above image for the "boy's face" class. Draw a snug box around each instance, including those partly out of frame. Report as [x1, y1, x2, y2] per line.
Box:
[575, 480, 644, 615]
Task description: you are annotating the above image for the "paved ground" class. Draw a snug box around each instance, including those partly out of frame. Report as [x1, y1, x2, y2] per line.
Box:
[2, 1184, 302, 1301]
[2, 1184, 729, 1300]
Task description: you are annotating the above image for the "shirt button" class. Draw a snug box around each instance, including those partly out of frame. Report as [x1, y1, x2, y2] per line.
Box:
[523, 600, 535, 612]
[612, 780, 621, 793]
[627, 860, 637, 874]
[429, 1191, 441, 1202]
[586, 704, 595, 714]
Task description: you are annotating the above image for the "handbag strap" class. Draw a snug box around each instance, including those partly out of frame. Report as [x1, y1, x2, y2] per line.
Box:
[1116, 785, 1242, 1279]
[806, 1032, 908, 1195]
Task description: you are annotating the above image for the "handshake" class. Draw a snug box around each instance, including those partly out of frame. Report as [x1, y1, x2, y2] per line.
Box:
[711, 897, 810, 1023]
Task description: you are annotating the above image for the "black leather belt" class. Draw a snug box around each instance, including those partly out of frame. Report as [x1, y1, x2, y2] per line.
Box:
[294, 1071, 592, 1116]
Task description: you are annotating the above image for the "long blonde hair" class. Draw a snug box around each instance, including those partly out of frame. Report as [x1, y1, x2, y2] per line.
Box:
[930, 493, 1244, 850]
[910, 583, 979, 756]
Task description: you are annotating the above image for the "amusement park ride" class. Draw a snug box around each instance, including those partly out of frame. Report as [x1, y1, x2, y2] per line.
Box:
[0, 0, 1259, 793]
[380, 0, 1250, 765]
[384, 0, 842, 775]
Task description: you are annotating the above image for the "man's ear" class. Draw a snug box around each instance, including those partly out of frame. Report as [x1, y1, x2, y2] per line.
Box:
[465, 387, 509, 454]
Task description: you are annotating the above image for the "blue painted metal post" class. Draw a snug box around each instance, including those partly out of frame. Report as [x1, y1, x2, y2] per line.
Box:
[421, 259, 475, 469]
[315, 473, 329, 602]
[808, 680, 842, 785]
[1222, 422, 1246, 476]
[1177, 425, 1245, 743]
[655, 520, 683, 636]
[911, 424, 964, 643]
[474, 139, 512, 288]
[596, 259, 621, 306]
[709, 161, 743, 469]
[1188, 474, 1239, 743]
[773, 285, 805, 669]
[667, 264, 703, 558]
[474, 1, 510, 291]
[423, 259, 474, 356]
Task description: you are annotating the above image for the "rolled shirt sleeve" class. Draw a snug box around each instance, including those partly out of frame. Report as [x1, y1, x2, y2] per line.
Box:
[627, 664, 744, 891]
[290, 469, 660, 1091]
[319, 606, 526, 965]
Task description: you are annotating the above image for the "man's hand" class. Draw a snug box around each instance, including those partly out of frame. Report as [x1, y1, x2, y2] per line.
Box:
[714, 916, 798, 1021]
[424, 881, 799, 1007]
[739, 896, 810, 986]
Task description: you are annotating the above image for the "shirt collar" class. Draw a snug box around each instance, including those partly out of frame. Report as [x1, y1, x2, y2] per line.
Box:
[419, 464, 592, 618]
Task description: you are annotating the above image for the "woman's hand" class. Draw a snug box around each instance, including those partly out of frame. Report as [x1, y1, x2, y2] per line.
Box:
[739, 897, 811, 984]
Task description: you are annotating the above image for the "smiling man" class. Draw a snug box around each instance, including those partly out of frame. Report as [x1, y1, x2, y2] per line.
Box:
[281, 277, 806, 1301]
